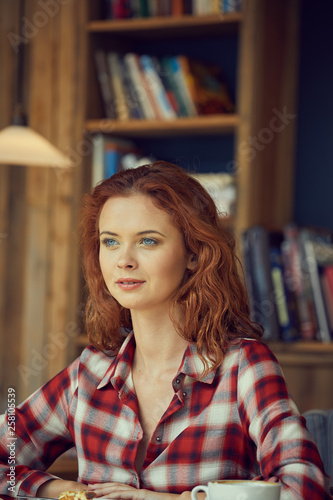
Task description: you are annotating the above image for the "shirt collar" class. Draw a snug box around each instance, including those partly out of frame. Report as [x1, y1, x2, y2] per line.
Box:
[97, 332, 135, 390]
[97, 332, 217, 390]
[177, 342, 216, 384]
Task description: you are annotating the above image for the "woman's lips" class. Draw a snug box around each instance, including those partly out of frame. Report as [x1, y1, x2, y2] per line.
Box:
[116, 279, 145, 290]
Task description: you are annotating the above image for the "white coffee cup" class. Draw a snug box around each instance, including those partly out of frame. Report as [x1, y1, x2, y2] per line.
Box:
[191, 480, 281, 500]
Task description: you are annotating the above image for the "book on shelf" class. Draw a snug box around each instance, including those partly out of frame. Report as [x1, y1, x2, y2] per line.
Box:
[160, 57, 190, 117]
[119, 57, 145, 119]
[304, 238, 333, 342]
[94, 50, 117, 120]
[221, 0, 243, 13]
[241, 226, 280, 341]
[94, 51, 234, 121]
[162, 56, 198, 117]
[184, 57, 235, 115]
[241, 223, 333, 343]
[171, 0, 185, 16]
[269, 233, 300, 342]
[107, 52, 131, 121]
[322, 266, 333, 333]
[101, 0, 243, 19]
[91, 134, 105, 187]
[139, 54, 177, 119]
[111, 0, 133, 18]
[91, 135, 140, 186]
[123, 52, 157, 119]
[281, 224, 318, 341]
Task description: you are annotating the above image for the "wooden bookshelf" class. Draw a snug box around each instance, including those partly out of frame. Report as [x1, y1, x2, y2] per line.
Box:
[268, 341, 333, 366]
[85, 114, 239, 137]
[87, 12, 243, 37]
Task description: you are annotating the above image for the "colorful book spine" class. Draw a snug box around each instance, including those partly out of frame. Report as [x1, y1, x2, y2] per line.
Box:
[304, 239, 332, 342]
[118, 58, 144, 119]
[154, 57, 180, 115]
[177, 55, 199, 113]
[282, 224, 317, 340]
[104, 148, 120, 178]
[324, 266, 333, 302]
[171, 0, 185, 15]
[123, 53, 157, 119]
[269, 245, 300, 342]
[321, 270, 333, 334]
[139, 54, 177, 119]
[242, 226, 280, 341]
[94, 50, 117, 120]
[160, 57, 194, 117]
[222, 0, 242, 13]
[171, 55, 198, 116]
[102, 0, 243, 19]
[112, 0, 133, 19]
[107, 52, 130, 120]
[91, 134, 105, 187]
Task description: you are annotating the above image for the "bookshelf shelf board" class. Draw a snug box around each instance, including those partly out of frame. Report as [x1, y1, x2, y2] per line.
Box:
[85, 114, 239, 137]
[268, 341, 333, 367]
[87, 13, 243, 38]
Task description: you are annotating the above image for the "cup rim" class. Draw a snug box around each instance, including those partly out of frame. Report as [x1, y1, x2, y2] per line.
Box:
[209, 480, 280, 488]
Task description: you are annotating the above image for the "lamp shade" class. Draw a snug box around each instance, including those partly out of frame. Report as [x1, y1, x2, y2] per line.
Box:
[0, 125, 72, 168]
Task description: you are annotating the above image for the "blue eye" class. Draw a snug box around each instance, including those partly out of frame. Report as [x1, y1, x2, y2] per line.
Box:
[141, 237, 158, 246]
[102, 238, 118, 247]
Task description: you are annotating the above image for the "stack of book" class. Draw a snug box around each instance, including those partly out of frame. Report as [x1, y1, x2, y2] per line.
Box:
[242, 224, 333, 343]
[191, 172, 237, 218]
[102, 0, 243, 19]
[91, 135, 153, 186]
[94, 51, 234, 121]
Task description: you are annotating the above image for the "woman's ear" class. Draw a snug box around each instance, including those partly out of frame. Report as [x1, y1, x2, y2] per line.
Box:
[187, 253, 198, 271]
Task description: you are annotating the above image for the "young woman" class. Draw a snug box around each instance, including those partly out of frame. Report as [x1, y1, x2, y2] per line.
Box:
[0, 161, 331, 500]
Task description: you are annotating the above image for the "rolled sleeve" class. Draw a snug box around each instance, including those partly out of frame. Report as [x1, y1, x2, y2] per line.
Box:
[0, 358, 79, 497]
[237, 340, 331, 499]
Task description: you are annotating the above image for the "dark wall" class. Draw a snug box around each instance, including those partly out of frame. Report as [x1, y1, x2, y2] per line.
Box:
[293, 0, 333, 231]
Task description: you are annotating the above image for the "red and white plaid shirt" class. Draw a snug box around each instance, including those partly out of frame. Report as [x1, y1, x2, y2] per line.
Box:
[0, 334, 331, 499]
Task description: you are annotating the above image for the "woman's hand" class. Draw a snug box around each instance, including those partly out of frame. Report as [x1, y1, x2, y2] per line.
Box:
[88, 482, 181, 500]
[37, 478, 88, 498]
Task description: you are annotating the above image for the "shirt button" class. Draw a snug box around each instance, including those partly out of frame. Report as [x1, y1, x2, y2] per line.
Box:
[175, 378, 180, 384]
[156, 436, 161, 442]
[183, 392, 187, 397]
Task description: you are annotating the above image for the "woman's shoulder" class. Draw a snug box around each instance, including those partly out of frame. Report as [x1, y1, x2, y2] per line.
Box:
[225, 337, 280, 368]
[228, 337, 276, 355]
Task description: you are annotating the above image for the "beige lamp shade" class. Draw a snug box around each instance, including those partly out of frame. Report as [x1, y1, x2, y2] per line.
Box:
[0, 125, 72, 168]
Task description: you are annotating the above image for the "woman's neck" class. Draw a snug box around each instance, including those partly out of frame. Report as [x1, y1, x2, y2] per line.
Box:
[131, 308, 188, 377]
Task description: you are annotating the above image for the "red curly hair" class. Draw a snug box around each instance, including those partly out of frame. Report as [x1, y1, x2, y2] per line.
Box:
[79, 161, 262, 374]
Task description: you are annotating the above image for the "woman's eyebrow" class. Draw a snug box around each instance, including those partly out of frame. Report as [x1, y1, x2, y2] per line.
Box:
[99, 231, 118, 237]
[99, 230, 166, 237]
[137, 230, 166, 237]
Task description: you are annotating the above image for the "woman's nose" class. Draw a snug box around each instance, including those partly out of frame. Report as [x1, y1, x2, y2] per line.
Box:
[117, 247, 138, 269]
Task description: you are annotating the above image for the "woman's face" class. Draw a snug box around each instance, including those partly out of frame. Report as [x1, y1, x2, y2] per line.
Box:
[98, 194, 195, 316]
